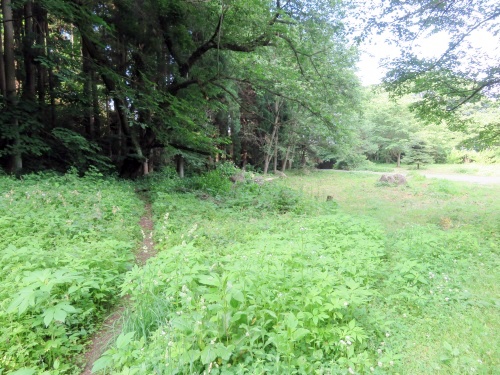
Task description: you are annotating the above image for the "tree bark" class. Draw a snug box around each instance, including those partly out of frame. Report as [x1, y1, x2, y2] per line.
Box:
[2, 0, 22, 173]
[82, 43, 95, 139]
[35, 5, 47, 108]
[281, 145, 291, 172]
[176, 154, 185, 178]
[0, 20, 6, 96]
[273, 129, 278, 173]
[22, 1, 36, 101]
[263, 98, 281, 174]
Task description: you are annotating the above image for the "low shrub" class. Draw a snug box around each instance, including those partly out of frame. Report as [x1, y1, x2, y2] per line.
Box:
[0, 173, 142, 374]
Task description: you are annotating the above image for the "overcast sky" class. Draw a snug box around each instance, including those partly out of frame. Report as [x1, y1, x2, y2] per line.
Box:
[356, 28, 500, 87]
[356, 32, 449, 86]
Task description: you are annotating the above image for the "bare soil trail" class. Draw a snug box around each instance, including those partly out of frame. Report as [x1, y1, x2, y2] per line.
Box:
[80, 199, 156, 375]
[323, 169, 500, 185]
[420, 173, 500, 185]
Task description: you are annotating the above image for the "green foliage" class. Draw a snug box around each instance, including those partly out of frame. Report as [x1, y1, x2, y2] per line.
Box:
[0, 173, 142, 373]
[354, 161, 395, 173]
[0, 0, 363, 177]
[335, 153, 369, 170]
[378, 0, 500, 145]
[51, 128, 114, 173]
[283, 168, 500, 373]
[358, 91, 418, 164]
[404, 139, 435, 169]
[447, 148, 499, 164]
[93, 177, 392, 373]
[182, 161, 240, 197]
[190, 170, 233, 197]
[215, 161, 239, 178]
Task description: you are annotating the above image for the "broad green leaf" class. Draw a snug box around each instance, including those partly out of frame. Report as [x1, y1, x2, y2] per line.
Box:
[43, 308, 55, 327]
[170, 317, 192, 332]
[231, 289, 244, 302]
[92, 355, 113, 373]
[9, 369, 36, 375]
[198, 274, 221, 287]
[116, 331, 135, 349]
[285, 312, 298, 330]
[292, 328, 310, 341]
[215, 343, 234, 361]
[200, 345, 217, 365]
[53, 308, 68, 323]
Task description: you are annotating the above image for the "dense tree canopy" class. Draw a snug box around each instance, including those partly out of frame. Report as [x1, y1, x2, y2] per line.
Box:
[0, 0, 361, 176]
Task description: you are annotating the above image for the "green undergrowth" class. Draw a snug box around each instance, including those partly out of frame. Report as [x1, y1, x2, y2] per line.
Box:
[285, 170, 499, 373]
[96, 169, 498, 374]
[0, 170, 143, 374]
[94, 173, 394, 374]
[384, 226, 498, 374]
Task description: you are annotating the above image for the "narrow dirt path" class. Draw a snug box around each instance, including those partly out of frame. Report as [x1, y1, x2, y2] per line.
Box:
[421, 173, 500, 185]
[80, 199, 156, 374]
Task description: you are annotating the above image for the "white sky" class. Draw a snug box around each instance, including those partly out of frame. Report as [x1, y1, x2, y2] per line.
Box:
[356, 32, 449, 86]
[356, 29, 500, 86]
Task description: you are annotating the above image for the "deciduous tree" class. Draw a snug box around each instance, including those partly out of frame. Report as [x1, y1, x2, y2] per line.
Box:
[376, 0, 500, 145]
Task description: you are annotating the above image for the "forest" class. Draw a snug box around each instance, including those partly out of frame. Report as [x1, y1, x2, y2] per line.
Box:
[1, 1, 499, 374]
[1, 0, 498, 177]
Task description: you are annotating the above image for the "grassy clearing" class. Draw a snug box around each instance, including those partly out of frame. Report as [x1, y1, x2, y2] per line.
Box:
[0, 171, 142, 374]
[284, 169, 499, 374]
[93, 167, 498, 374]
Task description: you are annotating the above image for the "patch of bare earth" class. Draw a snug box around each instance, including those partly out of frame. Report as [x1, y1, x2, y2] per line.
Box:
[80, 201, 156, 374]
[421, 174, 500, 185]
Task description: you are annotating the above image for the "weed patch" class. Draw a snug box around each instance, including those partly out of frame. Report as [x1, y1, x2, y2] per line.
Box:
[93, 175, 399, 374]
[87, 169, 500, 374]
[0, 172, 142, 374]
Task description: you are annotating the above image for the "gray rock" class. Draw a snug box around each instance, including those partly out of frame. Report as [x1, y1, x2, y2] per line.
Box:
[379, 173, 407, 185]
[230, 173, 245, 183]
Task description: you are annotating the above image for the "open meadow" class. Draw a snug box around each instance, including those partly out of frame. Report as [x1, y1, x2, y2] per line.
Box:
[0, 165, 498, 374]
[283, 166, 499, 373]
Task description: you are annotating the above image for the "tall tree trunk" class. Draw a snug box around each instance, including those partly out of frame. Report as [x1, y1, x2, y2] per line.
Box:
[2, 0, 22, 173]
[396, 152, 401, 167]
[36, 6, 47, 108]
[46, 22, 56, 128]
[263, 125, 278, 175]
[82, 44, 95, 139]
[22, 1, 36, 101]
[241, 147, 248, 170]
[0, 21, 6, 96]
[273, 129, 278, 173]
[176, 154, 184, 178]
[91, 73, 101, 138]
[80, 33, 147, 177]
[281, 145, 291, 172]
[300, 146, 307, 168]
[263, 154, 271, 175]
[263, 98, 281, 174]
